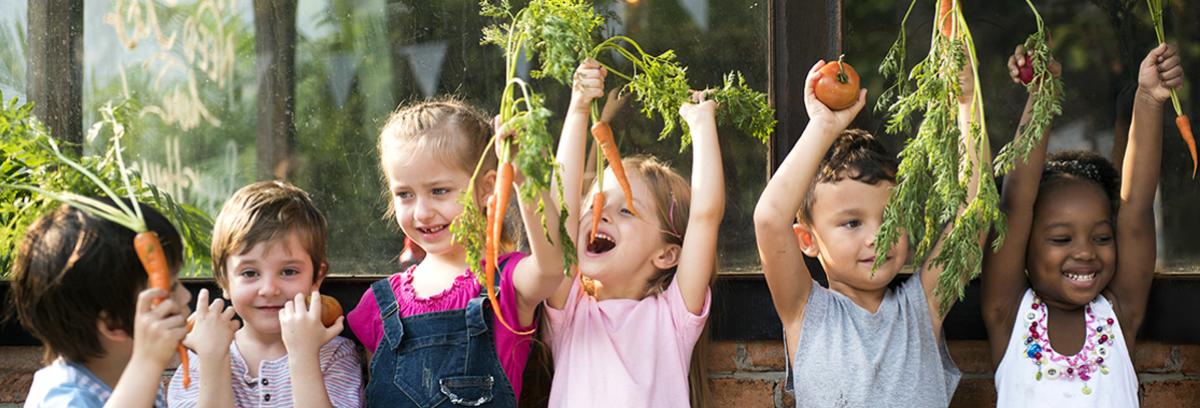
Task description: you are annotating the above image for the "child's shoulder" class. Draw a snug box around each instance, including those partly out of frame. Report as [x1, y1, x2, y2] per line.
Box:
[27, 360, 109, 408]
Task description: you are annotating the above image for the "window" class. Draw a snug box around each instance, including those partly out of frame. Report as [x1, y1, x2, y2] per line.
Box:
[844, 0, 1199, 274]
[0, 1, 25, 101]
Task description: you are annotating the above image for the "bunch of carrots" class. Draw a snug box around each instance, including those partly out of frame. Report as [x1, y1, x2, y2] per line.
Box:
[1147, 0, 1195, 177]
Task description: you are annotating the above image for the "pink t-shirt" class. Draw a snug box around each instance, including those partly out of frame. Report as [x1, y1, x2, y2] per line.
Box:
[544, 275, 711, 408]
[346, 252, 534, 399]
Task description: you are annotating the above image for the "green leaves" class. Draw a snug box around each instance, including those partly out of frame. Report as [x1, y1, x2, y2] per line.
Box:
[711, 72, 777, 147]
[626, 49, 691, 143]
[993, 2, 1064, 176]
[0, 94, 213, 276]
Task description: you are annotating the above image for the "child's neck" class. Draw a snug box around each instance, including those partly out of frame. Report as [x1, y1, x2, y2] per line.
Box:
[1042, 299, 1089, 356]
[589, 264, 660, 301]
[828, 279, 887, 313]
[410, 251, 471, 298]
[235, 328, 287, 377]
[83, 354, 129, 390]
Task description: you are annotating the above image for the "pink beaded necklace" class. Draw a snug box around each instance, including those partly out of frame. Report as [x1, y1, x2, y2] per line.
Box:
[1021, 295, 1115, 395]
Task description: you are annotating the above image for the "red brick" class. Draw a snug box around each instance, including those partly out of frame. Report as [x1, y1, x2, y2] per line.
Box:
[776, 379, 795, 407]
[1139, 378, 1200, 408]
[948, 340, 994, 375]
[744, 341, 787, 372]
[707, 341, 741, 373]
[710, 377, 777, 408]
[0, 347, 43, 371]
[0, 372, 34, 403]
[949, 377, 996, 408]
[1133, 342, 1178, 373]
[1178, 345, 1200, 376]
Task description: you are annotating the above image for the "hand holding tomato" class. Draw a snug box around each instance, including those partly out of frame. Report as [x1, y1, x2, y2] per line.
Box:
[814, 56, 861, 111]
[805, 59, 866, 131]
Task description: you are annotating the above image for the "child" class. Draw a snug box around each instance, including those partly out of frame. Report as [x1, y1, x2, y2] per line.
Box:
[542, 60, 721, 407]
[13, 201, 191, 407]
[346, 99, 567, 406]
[982, 44, 1181, 407]
[168, 181, 363, 407]
[754, 59, 984, 406]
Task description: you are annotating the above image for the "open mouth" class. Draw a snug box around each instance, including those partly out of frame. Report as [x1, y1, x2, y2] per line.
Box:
[416, 224, 447, 235]
[587, 232, 617, 255]
[1064, 271, 1097, 282]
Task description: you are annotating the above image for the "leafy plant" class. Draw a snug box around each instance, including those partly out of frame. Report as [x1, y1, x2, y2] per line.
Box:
[874, 0, 1004, 314]
[1, 94, 213, 276]
[993, 0, 1064, 176]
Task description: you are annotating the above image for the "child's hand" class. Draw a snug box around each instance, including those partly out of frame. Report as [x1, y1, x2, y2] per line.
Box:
[183, 289, 239, 359]
[131, 288, 188, 367]
[804, 59, 866, 131]
[279, 291, 344, 356]
[679, 90, 718, 127]
[570, 59, 607, 112]
[1007, 44, 1061, 88]
[600, 89, 630, 123]
[1136, 43, 1184, 104]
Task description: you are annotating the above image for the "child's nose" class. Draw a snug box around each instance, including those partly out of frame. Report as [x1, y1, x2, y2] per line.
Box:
[413, 198, 437, 222]
[258, 276, 282, 296]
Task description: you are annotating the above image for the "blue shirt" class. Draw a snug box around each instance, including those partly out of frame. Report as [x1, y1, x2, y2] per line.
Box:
[25, 358, 166, 408]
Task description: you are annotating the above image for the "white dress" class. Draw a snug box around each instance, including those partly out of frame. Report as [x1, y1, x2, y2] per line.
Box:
[994, 289, 1138, 407]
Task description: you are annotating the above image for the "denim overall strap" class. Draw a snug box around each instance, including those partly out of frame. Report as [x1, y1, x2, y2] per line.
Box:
[466, 256, 511, 336]
[372, 278, 405, 350]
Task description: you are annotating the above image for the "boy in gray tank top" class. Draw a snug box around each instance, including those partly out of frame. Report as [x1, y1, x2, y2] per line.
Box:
[754, 59, 983, 407]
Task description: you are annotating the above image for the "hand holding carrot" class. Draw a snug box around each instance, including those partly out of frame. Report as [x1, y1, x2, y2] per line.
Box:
[280, 291, 344, 357]
[679, 90, 718, 129]
[571, 59, 607, 113]
[131, 288, 189, 368]
[1136, 43, 1184, 105]
[183, 288, 239, 359]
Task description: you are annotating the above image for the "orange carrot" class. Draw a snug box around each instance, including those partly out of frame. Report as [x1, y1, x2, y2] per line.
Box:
[1178, 115, 1196, 178]
[133, 231, 190, 388]
[591, 122, 637, 217]
[939, 0, 955, 38]
[486, 163, 533, 335]
[590, 191, 605, 244]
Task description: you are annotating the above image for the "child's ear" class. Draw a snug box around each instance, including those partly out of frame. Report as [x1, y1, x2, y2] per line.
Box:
[96, 312, 131, 342]
[476, 169, 498, 205]
[651, 244, 682, 270]
[794, 223, 820, 257]
[313, 262, 328, 290]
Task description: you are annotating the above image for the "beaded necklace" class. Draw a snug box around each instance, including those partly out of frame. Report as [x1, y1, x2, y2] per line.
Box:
[1021, 296, 1115, 395]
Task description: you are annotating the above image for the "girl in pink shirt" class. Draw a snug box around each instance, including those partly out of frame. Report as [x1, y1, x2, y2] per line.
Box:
[346, 99, 568, 407]
[543, 60, 723, 407]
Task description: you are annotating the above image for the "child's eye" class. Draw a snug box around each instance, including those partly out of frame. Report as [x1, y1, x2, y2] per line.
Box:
[1048, 236, 1071, 244]
[1094, 235, 1114, 244]
[238, 269, 259, 278]
[620, 207, 634, 216]
[433, 187, 451, 196]
[395, 191, 413, 199]
[282, 268, 301, 276]
[842, 220, 861, 229]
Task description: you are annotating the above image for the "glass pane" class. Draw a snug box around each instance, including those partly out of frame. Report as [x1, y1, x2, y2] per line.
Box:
[79, 0, 768, 276]
[0, 0, 27, 102]
[845, 0, 1199, 273]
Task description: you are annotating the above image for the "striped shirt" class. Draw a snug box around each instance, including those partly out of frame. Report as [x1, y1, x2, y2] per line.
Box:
[25, 358, 167, 408]
[167, 336, 362, 408]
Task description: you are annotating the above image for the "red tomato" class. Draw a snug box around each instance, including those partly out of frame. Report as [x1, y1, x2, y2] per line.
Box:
[815, 57, 861, 111]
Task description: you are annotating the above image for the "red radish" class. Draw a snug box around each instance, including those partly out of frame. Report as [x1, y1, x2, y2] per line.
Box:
[1019, 54, 1034, 85]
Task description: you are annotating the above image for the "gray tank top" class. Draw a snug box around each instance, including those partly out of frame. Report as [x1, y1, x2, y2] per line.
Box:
[789, 271, 961, 407]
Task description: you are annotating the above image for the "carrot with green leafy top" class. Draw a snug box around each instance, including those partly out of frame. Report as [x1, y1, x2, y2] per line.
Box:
[590, 121, 636, 220]
[487, 162, 533, 335]
[1147, 0, 1195, 178]
[1178, 116, 1196, 177]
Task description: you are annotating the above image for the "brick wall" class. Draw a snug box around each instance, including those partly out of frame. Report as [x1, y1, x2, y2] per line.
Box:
[3, 341, 1198, 406]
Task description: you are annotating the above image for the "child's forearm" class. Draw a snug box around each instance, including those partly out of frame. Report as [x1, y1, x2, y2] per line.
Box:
[557, 99, 591, 243]
[1122, 95, 1165, 213]
[687, 117, 725, 221]
[105, 356, 166, 408]
[289, 353, 334, 408]
[754, 122, 840, 224]
[196, 352, 234, 408]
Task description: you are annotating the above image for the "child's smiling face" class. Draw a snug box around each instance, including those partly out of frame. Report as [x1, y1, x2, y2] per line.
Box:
[1027, 179, 1116, 309]
[383, 149, 481, 259]
[800, 178, 908, 291]
[225, 231, 323, 337]
[577, 170, 678, 289]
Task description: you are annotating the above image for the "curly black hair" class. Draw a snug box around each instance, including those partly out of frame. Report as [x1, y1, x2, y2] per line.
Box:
[1040, 150, 1121, 216]
[798, 129, 898, 224]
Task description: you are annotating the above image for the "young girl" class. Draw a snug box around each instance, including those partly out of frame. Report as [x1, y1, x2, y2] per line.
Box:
[346, 99, 567, 406]
[168, 181, 362, 407]
[543, 60, 721, 407]
[14, 201, 191, 408]
[982, 44, 1182, 407]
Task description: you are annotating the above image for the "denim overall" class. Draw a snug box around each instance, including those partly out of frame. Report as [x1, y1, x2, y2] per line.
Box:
[364, 272, 517, 407]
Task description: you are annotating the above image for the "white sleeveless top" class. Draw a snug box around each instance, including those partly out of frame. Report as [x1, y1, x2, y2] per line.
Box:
[995, 289, 1138, 407]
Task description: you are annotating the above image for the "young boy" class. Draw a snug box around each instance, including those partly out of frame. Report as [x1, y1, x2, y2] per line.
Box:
[12, 201, 191, 408]
[754, 60, 985, 406]
[169, 180, 362, 407]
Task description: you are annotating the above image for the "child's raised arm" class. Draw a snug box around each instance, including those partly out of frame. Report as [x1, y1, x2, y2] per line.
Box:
[106, 288, 188, 408]
[546, 60, 607, 309]
[674, 92, 724, 314]
[754, 60, 865, 359]
[981, 45, 1061, 364]
[1109, 43, 1181, 339]
[507, 117, 569, 325]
